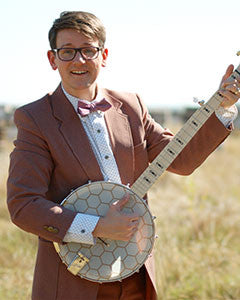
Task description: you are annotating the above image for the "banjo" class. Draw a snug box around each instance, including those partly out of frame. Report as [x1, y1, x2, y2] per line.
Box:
[54, 65, 240, 283]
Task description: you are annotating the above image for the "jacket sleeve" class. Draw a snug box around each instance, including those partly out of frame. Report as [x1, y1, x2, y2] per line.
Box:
[7, 107, 77, 243]
[137, 94, 232, 175]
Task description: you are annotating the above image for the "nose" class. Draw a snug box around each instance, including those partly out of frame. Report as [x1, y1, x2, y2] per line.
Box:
[73, 50, 86, 63]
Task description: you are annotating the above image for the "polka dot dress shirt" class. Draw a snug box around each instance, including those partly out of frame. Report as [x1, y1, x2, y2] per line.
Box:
[62, 86, 121, 245]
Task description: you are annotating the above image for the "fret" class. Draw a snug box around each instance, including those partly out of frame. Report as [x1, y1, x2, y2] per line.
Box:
[202, 105, 212, 115]
[158, 153, 171, 165]
[131, 182, 147, 196]
[143, 176, 151, 184]
[176, 129, 192, 144]
[160, 148, 177, 163]
[155, 161, 165, 170]
[167, 147, 176, 156]
[130, 63, 240, 199]
[193, 114, 205, 125]
[188, 115, 202, 128]
[234, 69, 240, 77]
[140, 178, 150, 189]
[174, 133, 187, 146]
[148, 169, 158, 178]
[192, 110, 206, 124]
[161, 147, 175, 158]
[142, 164, 165, 181]
[131, 184, 144, 197]
[131, 177, 151, 197]
[208, 93, 223, 109]
[167, 140, 183, 154]
[182, 125, 197, 139]
[199, 104, 214, 117]
[191, 119, 199, 127]
[147, 162, 162, 175]
[194, 109, 209, 123]
[170, 137, 185, 154]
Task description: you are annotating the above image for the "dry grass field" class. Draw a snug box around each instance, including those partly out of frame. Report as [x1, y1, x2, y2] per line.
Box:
[0, 128, 240, 300]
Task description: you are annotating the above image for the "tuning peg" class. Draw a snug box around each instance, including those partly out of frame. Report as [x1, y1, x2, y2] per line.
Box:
[152, 216, 157, 221]
[155, 235, 159, 239]
[236, 51, 240, 56]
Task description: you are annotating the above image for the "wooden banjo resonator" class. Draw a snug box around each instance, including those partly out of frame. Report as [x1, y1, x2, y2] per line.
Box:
[54, 64, 240, 283]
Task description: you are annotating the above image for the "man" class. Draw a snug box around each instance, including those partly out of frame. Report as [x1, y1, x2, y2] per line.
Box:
[7, 11, 240, 300]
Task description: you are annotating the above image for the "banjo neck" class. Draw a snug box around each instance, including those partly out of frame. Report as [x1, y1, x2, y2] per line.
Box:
[131, 66, 240, 199]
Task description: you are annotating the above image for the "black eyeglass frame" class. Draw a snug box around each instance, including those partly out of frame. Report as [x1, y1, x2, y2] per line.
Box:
[52, 46, 102, 61]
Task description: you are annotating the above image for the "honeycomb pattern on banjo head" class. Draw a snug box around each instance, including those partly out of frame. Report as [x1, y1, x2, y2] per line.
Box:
[57, 181, 155, 283]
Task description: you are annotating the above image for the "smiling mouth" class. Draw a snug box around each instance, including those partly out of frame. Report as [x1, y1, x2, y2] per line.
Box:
[71, 70, 88, 75]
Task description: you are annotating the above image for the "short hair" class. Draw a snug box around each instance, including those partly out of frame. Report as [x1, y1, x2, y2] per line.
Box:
[48, 11, 106, 49]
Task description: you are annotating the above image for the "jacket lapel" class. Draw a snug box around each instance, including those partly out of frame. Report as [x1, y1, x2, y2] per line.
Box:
[50, 85, 104, 182]
[101, 89, 134, 185]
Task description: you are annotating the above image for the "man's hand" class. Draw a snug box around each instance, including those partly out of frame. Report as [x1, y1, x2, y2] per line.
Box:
[92, 194, 139, 241]
[219, 64, 240, 108]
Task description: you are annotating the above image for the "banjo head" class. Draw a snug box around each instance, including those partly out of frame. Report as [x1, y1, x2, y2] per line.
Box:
[55, 181, 155, 283]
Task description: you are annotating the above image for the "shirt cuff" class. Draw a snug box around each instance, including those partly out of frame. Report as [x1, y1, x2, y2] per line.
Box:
[215, 105, 238, 128]
[63, 213, 99, 244]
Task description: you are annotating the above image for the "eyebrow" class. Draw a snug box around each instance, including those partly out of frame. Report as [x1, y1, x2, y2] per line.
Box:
[59, 42, 96, 48]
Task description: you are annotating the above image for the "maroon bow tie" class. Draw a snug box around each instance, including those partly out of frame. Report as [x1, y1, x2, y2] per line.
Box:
[77, 98, 111, 117]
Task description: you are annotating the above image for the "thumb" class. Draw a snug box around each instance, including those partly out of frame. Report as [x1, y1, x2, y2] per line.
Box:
[113, 193, 130, 211]
[221, 64, 234, 86]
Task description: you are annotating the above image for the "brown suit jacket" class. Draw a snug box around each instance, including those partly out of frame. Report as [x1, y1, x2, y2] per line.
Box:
[7, 85, 231, 300]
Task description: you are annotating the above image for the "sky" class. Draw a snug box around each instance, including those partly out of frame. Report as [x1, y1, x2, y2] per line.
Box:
[1, 0, 240, 108]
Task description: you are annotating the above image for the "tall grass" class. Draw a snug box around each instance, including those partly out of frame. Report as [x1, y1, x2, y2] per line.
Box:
[0, 130, 239, 299]
[151, 130, 240, 299]
[0, 140, 37, 300]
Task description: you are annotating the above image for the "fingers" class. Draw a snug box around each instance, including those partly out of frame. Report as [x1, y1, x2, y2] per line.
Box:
[226, 80, 240, 94]
[224, 64, 234, 80]
[222, 76, 240, 88]
[218, 89, 239, 107]
[112, 193, 130, 211]
[110, 193, 140, 222]
[220, 64, 234, 87]
[219, 80, 240, 107]
[123, 219, 139, 240]
[219, 65, 240, 107]
[130, 219, 139, 231]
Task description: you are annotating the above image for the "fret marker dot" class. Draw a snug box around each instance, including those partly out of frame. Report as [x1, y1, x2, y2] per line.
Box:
[105, 155, 109, 159]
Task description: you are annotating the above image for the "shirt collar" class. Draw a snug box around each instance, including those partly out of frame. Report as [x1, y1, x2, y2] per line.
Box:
[61, 84, 104, 116]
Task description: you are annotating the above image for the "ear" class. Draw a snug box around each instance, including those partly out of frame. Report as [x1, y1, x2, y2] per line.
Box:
[47, 50, 58, 70]
[101, 48, 108, 67]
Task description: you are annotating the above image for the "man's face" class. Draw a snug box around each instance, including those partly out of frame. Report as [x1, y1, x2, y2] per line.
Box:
[47, 29, 108, 99]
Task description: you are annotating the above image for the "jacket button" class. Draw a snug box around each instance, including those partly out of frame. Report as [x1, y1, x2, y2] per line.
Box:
[48, 226, 54, 232]
[43, 225, 59, 234]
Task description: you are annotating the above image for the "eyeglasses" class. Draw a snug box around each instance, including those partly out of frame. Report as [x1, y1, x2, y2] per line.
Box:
[53, 47, 102, 61]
